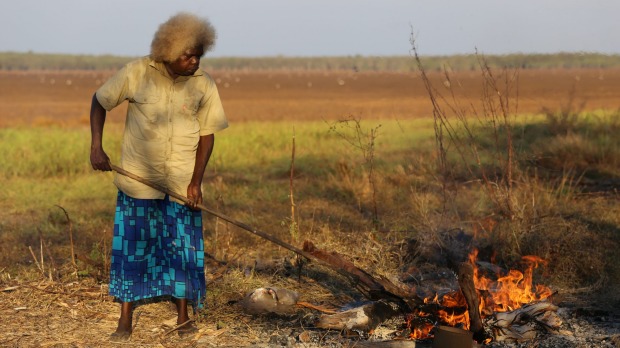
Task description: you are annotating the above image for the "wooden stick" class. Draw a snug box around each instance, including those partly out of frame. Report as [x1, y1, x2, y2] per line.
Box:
[289, 128, 297, 234]
[111, 165, 367, 283]
[295, 301, 338, 314]
[111, 164, 314, 259]
[110, 164, 418, 308]
[28, 246, 43, 273]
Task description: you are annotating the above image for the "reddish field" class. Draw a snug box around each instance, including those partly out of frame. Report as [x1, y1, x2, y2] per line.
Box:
[1, 68, 619, 127]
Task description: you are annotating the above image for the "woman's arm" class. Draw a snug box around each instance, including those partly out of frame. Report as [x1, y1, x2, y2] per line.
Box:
[89, 93, 112, 171]
[187, 133, 215, 208]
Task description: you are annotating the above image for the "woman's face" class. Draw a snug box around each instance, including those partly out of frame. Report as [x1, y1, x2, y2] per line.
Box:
[167, 47, 204, 77]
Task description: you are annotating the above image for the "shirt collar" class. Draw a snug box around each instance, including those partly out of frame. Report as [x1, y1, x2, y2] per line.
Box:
[148, 58, 204, 80]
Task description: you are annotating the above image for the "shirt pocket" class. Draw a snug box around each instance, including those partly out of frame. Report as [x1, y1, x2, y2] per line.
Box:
[131, 92, 162, 123]
[182, 94, 202, 120]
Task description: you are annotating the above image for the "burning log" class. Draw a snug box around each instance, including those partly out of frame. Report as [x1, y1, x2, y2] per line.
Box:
[457, 262, 487, 342]
[486, 301, 562, 342]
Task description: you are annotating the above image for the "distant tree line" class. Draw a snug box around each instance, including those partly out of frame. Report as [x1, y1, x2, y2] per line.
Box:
[2, 51, 620, 72]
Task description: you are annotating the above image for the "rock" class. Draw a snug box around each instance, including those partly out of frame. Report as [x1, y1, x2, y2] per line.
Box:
[241, 287, 300, 315]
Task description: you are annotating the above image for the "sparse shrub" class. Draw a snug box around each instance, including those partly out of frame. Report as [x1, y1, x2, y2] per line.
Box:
[327, 116, 382, 225]
[409, 34, 619, 296]
[541, 85, 585, 136]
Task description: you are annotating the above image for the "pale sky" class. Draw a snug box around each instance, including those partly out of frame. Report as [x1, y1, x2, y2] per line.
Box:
[1, 0, 618, 57]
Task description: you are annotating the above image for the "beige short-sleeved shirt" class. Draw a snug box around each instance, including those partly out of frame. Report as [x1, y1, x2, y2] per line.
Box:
[96, 57, 228, 201]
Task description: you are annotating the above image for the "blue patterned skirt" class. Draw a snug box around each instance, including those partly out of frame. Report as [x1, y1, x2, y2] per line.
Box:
[109, 191, 206, 309]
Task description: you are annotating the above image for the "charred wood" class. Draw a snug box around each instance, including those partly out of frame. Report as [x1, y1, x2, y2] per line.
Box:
[457, 262, 487, 342]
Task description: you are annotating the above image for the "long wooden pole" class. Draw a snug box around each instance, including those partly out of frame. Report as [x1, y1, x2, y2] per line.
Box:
[111, 164, 413, 308]
[110, 164, 314, 260]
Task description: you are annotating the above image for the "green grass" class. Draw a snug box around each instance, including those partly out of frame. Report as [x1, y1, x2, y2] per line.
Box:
[1, 114, 619, 306]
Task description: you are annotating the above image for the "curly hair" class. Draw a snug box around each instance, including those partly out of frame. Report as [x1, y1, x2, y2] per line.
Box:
[150, 12, 217, 63]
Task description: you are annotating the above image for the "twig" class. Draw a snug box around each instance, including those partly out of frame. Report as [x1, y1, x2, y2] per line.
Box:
[39, 232, 45, 274]
[289, 128, 304, 281]
[55, 205, 76, 268]
[23, 283, 105, 299]
[42, 232, 59, 281]
[161, 319, 194, 337]
[28, 246, 43, 274]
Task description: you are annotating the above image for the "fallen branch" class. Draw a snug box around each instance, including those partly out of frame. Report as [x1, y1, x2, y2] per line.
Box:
[302, 241, 424, 311]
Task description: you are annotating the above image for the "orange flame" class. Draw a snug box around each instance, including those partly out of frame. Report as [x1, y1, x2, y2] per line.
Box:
[438, 291, 470, 329]
[405, 312, 435, 339]
[471, 249, 553, 315]
[408, 248, 552, 340]
[410, 322, 434, 340]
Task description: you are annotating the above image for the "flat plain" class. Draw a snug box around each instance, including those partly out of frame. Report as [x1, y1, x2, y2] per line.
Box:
[2, 68, 620, 126]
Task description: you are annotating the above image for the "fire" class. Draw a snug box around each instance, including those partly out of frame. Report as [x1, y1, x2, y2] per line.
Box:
[470, 249, 553, 315]
[408, 319, 434, 339]
[408, 248, 552, 340]
[434, 291, 470, 329]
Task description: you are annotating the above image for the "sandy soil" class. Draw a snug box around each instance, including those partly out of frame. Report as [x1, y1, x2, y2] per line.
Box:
[2, 68, 620, 127]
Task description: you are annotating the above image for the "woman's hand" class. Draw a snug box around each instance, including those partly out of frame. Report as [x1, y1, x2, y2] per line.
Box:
[186, 182, 203, 210]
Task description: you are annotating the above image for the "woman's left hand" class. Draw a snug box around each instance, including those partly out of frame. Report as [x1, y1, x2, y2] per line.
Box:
[186, 183, 203, 210]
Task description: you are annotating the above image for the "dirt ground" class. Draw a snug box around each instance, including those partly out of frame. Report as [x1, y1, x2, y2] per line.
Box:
[1, 264, 619, 348]
[2, 68, 620, 127]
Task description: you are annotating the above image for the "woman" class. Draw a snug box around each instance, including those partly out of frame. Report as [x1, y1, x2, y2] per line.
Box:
[89, 12, 228, 341]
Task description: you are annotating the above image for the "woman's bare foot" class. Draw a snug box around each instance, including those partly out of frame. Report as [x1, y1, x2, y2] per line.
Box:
[110, 302, 133, 341]
[174, 298, 197, 338]
[109, 330, 131, 342]
[177, 320, 198, 338]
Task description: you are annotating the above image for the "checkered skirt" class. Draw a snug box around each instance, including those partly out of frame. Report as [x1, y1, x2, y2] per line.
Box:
[109, 191, 206, 308]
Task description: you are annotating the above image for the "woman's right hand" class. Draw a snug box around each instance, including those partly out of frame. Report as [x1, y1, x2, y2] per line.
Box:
[90, 146, 112, 171]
